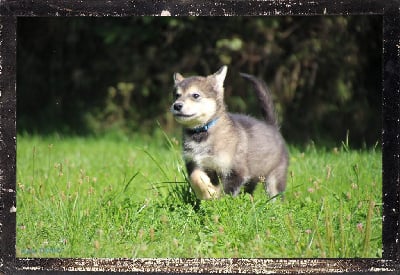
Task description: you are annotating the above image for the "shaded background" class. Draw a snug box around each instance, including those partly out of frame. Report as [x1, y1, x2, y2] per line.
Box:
[17, 16, 382, 147]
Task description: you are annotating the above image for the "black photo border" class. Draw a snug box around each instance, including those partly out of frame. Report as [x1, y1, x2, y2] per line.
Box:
[1, 0, 399, 274]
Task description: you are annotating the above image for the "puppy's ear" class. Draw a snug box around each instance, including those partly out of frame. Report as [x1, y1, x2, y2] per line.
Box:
[211, 66, 227, 91]
[174, 73, 185, 84]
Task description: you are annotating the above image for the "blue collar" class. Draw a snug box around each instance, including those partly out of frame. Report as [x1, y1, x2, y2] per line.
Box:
[189, 118, 219, 134]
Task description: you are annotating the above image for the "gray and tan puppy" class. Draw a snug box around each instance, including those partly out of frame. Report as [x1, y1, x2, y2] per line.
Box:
[171, 66, 288, 200]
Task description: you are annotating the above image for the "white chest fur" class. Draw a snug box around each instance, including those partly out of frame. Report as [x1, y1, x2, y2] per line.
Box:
[183, 139, 232, 176]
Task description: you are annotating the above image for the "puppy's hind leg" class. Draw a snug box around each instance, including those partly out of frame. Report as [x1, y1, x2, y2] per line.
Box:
[264, 154, 288, 200]
[264, 171, 287, 201]
[264, 175, 279, 199]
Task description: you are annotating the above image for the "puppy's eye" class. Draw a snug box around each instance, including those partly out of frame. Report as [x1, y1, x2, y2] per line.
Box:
[174, 93, 181, 100]
[192, 93, 200, 99]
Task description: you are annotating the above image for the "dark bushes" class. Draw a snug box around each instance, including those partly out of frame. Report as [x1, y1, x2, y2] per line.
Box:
[17, 16, 381, 147]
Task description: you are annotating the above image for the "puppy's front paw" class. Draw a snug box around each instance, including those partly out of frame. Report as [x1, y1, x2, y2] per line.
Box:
[190, 169, 221, 200]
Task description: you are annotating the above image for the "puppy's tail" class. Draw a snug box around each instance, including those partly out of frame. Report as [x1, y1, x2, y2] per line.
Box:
[240, 73, 278, 127]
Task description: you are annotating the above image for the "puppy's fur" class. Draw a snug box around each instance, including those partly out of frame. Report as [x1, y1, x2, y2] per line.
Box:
[171, 66, 288, 200]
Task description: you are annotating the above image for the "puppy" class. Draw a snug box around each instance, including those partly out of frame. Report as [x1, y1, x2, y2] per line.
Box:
[171, 66, 288, 200]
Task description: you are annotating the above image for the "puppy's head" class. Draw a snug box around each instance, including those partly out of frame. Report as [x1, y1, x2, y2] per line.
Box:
[171, 66, 227, 128]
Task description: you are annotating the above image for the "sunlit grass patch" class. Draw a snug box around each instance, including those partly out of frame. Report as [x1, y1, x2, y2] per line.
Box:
[16, 133, 381, 258]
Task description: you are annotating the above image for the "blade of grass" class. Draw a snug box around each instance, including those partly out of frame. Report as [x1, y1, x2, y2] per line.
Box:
[285, 213, 301, 254]
[307, 200, 324, 251]
[324, 201, 335, 257]
[362, 199, 375, 257]
[339, 200, 347, 257]
[123, 171, 140, 192]
[141, 148, 168, 179]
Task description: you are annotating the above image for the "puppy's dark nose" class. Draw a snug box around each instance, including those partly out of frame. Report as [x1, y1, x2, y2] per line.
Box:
[173, 102, 183, 111]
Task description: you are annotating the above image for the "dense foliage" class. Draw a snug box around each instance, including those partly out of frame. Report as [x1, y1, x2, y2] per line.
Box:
[17, 16, 382, 146]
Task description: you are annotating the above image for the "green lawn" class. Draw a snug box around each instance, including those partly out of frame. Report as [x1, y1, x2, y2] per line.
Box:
[16, 132, 382, 258]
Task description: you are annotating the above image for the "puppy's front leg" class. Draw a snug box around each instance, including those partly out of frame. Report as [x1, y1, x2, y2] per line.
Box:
[189, 169, 221, 200]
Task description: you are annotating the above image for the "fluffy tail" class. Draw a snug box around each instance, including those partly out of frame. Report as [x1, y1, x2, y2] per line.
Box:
[240, 73, 278, 127]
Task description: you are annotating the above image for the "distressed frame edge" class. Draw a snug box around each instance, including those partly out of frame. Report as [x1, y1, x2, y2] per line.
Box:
[0, 15, 17, 275]
[0, 0, 391, 17]
[13, 258, 400, 273]
[0, 0, 398, 274]
[382, 1, 400, 263]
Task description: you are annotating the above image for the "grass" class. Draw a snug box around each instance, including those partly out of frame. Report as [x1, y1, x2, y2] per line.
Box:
[16, 131, 382, 258]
